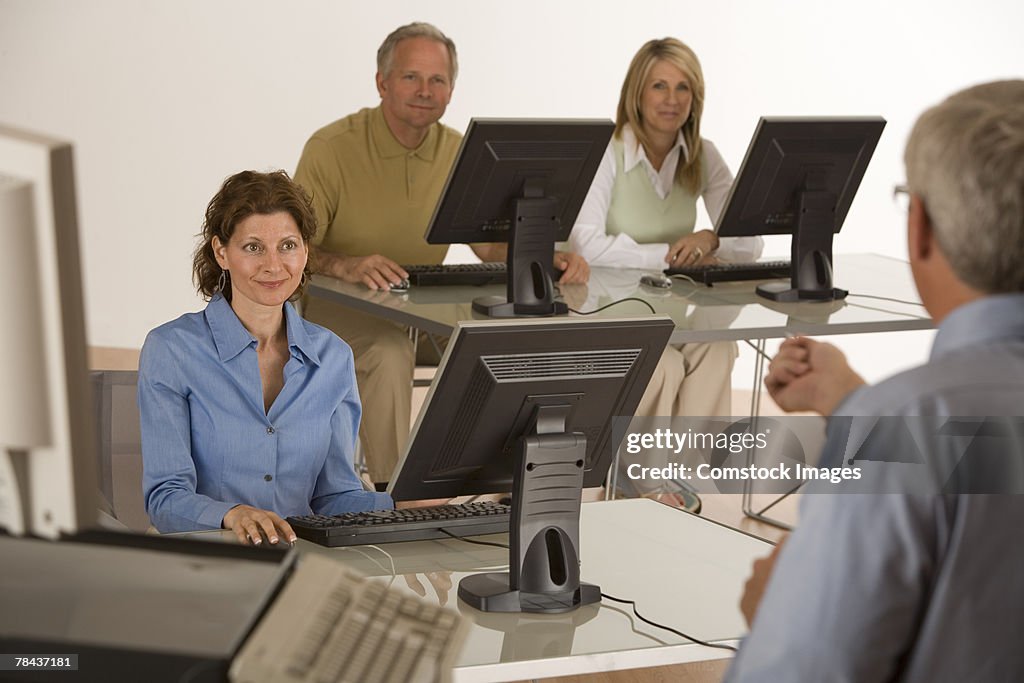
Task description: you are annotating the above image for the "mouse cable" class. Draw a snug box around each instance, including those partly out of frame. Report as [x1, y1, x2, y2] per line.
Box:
[599, 592, 739, 652]
[439, 530, 736, 652]
[569, 297, 657, 316]
[439, 527, 511, 550]
[438, 529, 735, 652]
[847, 293, 925, 307]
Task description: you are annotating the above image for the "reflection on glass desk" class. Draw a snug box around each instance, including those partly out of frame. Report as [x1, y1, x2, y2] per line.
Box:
[187, 499, 773, 682]
[308, 253, 932, 344]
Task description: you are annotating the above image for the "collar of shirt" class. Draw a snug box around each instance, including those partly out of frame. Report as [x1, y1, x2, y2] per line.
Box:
[929, 293, 1024, 361]
[370, 105, 440, 161]
[621, 124, 690, 200]
[205, 293, 321, 367]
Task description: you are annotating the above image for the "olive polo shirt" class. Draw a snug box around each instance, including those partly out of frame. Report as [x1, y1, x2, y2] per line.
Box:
[294, 106, 462, 264]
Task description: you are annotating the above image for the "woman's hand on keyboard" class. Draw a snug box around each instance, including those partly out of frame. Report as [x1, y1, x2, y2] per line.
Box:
[223, 504, 297, 546]
[666, 230, 719, 268]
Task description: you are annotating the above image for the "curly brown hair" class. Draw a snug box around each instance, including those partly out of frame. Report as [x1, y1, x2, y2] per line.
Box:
[193, 170, 317, 301]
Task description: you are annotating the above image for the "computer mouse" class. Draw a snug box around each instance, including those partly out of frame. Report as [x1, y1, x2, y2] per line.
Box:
[639, 273, 673, 289]
[389, 278, 410, 293]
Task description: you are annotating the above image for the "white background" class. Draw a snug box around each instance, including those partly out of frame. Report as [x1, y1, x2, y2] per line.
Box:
[2, 0, 1021, 384]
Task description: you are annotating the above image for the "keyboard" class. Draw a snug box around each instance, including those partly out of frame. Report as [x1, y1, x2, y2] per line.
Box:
[664, 260, 791, 285]
[287, 501, 511, 547]
[402, 262, 507, 286]
[230, 553, 467, 683]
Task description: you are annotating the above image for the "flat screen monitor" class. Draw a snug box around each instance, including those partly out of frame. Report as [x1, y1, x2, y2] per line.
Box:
[424, 119, 614, 317]
[0, 124, 99, 538]
[716, 117, 885, 302]
[389, 316, 673, 614]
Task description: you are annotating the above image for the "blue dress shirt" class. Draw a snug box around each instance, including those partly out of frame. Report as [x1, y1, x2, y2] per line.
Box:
[725, 294, 1024, 682]
[139, 294, 392, 532]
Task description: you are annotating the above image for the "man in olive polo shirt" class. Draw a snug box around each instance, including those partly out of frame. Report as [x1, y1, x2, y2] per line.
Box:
[295, 22, 587, 484]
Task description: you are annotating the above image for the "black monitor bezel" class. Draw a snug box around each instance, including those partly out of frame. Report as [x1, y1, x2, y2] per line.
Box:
[388, 316, 673, 502]
[423, 118, 614, 246]
[715, 116, 886, 239]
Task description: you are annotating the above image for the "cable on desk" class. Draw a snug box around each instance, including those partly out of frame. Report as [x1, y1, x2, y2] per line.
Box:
[847, 293, 926, 307]
[569, 297, 657, 316]
[668, 273, 700, 287]
[599, 601, 671, 646]
[338, 544, 397, 577]
[846, 300, 931, 319]
[439, 527, 511, 550]
[599, 592, 739, 652]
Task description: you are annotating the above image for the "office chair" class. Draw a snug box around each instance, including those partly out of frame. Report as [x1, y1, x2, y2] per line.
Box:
[91, 370, 151, 531]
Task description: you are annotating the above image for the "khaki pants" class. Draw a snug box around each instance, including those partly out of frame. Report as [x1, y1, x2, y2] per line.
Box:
[304, 298, 442, 483]
[622, 341, 738, 495]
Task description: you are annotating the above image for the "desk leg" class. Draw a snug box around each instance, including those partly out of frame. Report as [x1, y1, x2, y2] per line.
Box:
[605, 449, 619, 501]
[741, 339, 795, 531]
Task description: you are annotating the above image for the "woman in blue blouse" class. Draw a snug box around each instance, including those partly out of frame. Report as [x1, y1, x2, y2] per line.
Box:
[139, 170, 391, 542]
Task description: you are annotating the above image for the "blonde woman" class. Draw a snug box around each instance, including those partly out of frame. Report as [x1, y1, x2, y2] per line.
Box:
[569, 38, 762, 503]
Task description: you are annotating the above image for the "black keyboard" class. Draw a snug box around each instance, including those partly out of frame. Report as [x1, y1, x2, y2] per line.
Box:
[402, 262, 507, 286]
[664, 260, 791, 285]
[287, 501, 511, 547]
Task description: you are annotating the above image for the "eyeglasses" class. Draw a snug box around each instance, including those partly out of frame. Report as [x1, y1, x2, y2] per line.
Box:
[893, 184, 911, 213]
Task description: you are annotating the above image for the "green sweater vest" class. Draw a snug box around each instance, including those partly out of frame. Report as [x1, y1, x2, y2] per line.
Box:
[605, 138, 701, 244]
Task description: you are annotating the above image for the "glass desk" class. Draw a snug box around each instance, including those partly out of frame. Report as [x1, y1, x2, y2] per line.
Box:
[307, 253, 933, 345]
[188, 498, 773, 682]
[308, 253, 933, 529]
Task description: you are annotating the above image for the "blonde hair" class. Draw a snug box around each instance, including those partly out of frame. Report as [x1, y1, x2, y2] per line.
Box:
[616, 38, 706, 194]
[905, 80, 1024, 293]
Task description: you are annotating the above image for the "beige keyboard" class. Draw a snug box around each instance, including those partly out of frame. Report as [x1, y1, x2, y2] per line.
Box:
[230, 554, 467, 683]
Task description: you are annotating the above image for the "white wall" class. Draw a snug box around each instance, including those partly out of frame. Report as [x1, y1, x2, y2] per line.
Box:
[2, 0, 1021, 383]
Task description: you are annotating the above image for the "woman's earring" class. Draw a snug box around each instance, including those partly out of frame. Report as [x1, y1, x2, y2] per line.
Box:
[217, 269, 228, 292]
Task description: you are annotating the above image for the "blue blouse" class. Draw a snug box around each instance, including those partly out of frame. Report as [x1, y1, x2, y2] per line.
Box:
[139, 294, 392, 532]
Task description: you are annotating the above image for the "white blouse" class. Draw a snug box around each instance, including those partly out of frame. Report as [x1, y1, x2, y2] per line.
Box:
[568, 126, 763, 270]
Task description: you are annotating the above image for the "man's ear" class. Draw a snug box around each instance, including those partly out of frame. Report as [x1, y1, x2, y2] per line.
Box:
[375, 72, 386, 98]
[907, 194, 934, 263]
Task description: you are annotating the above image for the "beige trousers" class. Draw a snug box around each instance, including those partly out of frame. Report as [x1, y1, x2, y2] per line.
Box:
[622, 340, 738, 494]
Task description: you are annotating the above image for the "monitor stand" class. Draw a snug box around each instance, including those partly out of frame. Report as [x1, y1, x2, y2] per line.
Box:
[756, 190, 849, 303]
[472, 186, 569, 318]
[458, 404, 598, 614]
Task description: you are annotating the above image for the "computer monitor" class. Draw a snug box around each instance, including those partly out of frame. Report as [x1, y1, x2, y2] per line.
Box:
[389, 316, 673, 614]
[0, 124, 99, 538]
[424, 118, 614, 318]
[716, 117, 885, 302]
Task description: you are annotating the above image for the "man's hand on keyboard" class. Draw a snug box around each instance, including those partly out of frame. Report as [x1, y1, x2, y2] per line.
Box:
[223, 504, 297, 546]
[554, 251, 590, 284]
[338, 253, 409, 291]
[666, 230, 719, 268]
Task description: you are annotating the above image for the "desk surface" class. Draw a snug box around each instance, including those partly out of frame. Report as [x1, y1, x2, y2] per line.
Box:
[309, 253, 932, 344]
[192, 499, 771, 682]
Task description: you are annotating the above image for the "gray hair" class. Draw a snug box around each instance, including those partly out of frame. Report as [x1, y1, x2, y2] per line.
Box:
[376, 22, 458, 83]
[904, 80, 1024, 293]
